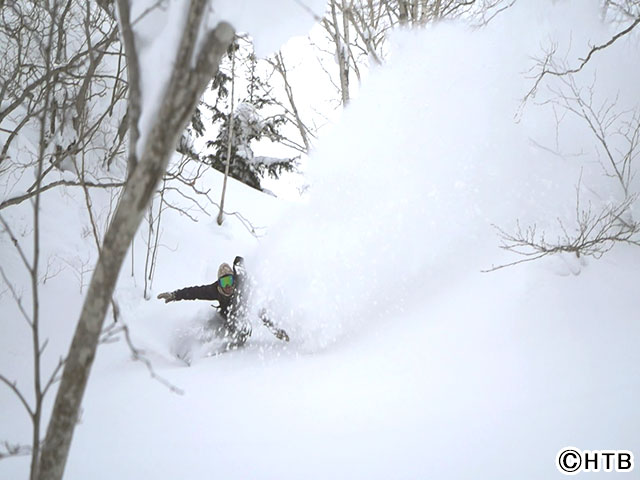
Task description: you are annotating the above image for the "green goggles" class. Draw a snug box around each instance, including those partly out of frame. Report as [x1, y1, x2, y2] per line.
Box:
[219, 274, 235, 288]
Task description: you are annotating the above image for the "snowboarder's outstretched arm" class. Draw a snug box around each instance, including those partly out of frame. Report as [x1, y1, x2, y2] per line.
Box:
[157, 282, 221, 303]
[259, 309, 290, 342]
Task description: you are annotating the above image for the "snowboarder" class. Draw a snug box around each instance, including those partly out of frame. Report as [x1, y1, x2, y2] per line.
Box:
[157, 256, 289, 351]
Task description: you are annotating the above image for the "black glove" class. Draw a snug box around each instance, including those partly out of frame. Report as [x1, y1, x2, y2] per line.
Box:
[233, 256, 245, 276]
[157, 291, 176, 303]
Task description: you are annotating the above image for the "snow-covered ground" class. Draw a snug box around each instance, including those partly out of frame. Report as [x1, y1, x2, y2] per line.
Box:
[2, 1, 639, 479]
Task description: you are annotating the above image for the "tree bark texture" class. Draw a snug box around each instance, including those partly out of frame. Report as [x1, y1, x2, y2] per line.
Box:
[36, 2, 234, 478]
[330, 0, 350, 106]
[217, 44, 236, 225]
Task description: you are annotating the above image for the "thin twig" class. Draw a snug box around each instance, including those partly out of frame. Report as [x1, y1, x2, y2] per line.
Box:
[0, 180, 126, 211]
[0, 375, 34, 418]
[0, 264, 33, 326]
[0, 441, 32, 461]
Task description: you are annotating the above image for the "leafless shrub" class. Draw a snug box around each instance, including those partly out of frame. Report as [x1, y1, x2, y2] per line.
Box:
[490, 20, 640, 272]
[488, 110, 640, 271]
[0, 441, 32, 461]
[485, 189, 640, 272]
[542, 74, 640, 201]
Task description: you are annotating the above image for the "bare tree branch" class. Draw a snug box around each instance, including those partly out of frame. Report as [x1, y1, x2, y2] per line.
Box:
[0, 264, 33, 327]
[0, 180, 126, 211]
[41, 358, 65, 399]
[0, 375, 34, 418]
[121, 323, 183, 395]
[524, 14, 640, 103]
[115, 0, 142, 175]
[37, 6, 234, 477]
[484, 194, 640, 273]
[0, 214, 32, 273]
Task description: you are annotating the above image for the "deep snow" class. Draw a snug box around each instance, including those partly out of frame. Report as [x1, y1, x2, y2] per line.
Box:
[1, 1, 640, 479]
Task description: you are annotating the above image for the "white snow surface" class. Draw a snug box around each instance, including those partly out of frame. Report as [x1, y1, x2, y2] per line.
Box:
[2, 1, 640, 479]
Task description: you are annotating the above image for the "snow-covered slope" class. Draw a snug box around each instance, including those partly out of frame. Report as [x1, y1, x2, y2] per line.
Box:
[65, 249, 640, 480]
[1, 1, 639, 479]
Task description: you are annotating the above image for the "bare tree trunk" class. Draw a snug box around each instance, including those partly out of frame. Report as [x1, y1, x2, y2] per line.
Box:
[148, 179, 166, 292]
[330, 0, 350, 106]
[28, 73, 47, 480]
[218, 45, 236, 225]
[398, 0, 409, 25]
[341, 0, 351, 103]
[433, 0, 442, 19]
[117, 0, 142, 176]
[29, 6, 59, 476]
[36, 1, 234, 477]
[143, 200, 155, 299]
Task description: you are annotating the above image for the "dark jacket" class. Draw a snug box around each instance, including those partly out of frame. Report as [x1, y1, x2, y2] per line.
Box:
[173, 257, 246, 320]
[173, 281, 234, 315]
[169, 257, 289, 342]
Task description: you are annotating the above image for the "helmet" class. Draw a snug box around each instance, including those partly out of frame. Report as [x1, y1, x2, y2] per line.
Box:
[218, 263, 233, 279]
[217, 263, 234, 297]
